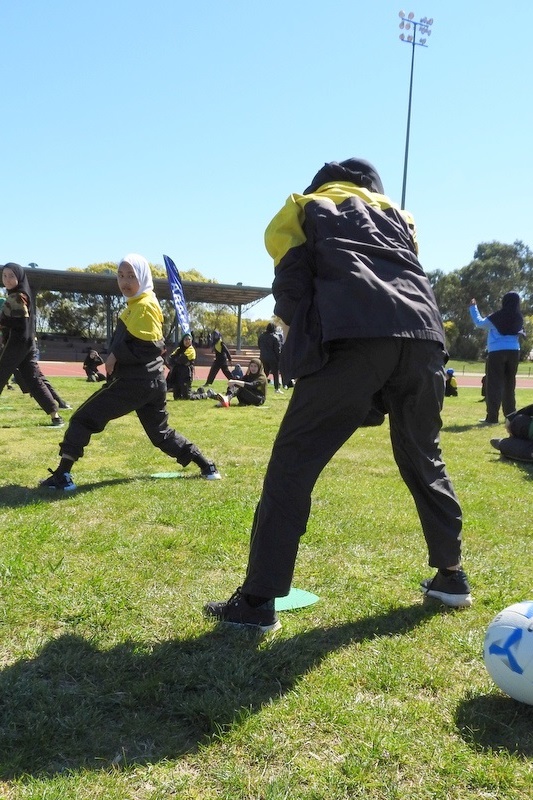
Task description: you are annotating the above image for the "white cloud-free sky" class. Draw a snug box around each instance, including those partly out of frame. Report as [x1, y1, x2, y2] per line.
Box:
[2, 0, 531, 319]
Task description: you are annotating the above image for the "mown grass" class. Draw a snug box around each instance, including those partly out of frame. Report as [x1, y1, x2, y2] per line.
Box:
[1, 376, 533, 799]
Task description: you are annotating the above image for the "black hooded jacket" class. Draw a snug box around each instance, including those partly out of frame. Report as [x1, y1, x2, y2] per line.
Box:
[264, 159, 445, 353]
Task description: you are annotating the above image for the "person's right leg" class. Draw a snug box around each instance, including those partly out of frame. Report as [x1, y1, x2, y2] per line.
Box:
[485, 351, 505, 423]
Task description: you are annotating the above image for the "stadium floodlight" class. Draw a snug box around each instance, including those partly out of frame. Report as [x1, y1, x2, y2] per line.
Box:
[398, 11, 434, 209]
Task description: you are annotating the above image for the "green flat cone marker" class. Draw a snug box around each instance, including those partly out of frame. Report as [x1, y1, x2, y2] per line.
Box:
[151, 472, 185, 478]
[275, 587, 319, 611]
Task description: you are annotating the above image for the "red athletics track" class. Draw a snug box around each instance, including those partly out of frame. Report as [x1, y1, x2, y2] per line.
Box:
[37, 362, 533, 389]
[38, 361, 213, 381]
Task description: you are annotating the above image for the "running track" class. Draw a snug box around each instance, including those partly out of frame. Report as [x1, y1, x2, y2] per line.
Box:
[37, 361, 533, 389]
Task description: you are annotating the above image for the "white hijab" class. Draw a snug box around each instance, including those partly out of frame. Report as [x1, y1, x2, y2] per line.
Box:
[119, 253, 154, 298]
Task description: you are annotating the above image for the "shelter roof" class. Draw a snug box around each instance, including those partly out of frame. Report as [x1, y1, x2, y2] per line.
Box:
[25, 268, 272, 308]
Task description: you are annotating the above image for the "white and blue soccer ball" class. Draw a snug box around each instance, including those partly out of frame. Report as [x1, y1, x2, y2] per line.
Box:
[484, 601, 533, 705]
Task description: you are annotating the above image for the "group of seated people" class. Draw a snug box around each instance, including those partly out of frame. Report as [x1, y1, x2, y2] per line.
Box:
[165, 333, 272, 407]
[81, 333, 276, 409]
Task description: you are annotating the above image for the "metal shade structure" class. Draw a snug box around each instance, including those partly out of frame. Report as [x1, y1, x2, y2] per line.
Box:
[25, 268, 273, 352]
[25, 268, 271, 306]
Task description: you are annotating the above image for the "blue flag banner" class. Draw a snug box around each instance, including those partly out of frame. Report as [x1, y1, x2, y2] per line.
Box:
[163, 254, 190, 333]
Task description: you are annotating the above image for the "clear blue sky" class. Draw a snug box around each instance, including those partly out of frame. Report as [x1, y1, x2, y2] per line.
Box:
[2, 0, 532, 320]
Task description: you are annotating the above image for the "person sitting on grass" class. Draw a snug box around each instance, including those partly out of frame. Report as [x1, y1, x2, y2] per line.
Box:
[444, 368, 458, 397]
[83, 349, 106, 382]
[39, 254, 221, 491]
[215, 357, 267, 407]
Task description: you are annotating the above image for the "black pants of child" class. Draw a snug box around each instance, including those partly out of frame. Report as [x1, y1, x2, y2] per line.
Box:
[241, 337, 463, 599]
[205, 357, 233, 385]
[236, 386, 264, 406]
[0, 341, 58, 414]
[261, 360, 280, 391]
[484, 349, 520, 422]
[59, 375, 208, 466]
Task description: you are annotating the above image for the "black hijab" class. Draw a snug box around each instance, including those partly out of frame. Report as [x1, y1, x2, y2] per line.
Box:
[1, 262, 35, 337]
[2, 262, 32, 299]
[304, 158, 385, 195]
[488, 292, 523, 336]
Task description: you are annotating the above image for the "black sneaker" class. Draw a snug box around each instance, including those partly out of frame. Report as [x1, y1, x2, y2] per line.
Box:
[201, 462, 221, 480]
[50, 415, 64, 427]
[39, 469, 77, 492]
[490, 438, 502, 451]
[420, 569, 472, 608]
[204, 588, 281, 633]
[58, 402, 72, 409]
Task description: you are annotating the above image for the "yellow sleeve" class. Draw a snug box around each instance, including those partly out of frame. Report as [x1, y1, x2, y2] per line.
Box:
[265, 195, 308, 267]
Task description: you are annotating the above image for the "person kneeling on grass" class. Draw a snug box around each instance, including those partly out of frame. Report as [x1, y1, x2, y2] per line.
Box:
[215, 358, 267, 408]
[204, 158, 471, 634]
[39, 254, 221, 491]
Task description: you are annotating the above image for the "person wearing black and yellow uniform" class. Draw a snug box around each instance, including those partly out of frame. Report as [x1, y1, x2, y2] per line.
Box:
[0, 263, 64, 426]
[205, 158, 470, 632]
[40, 254, 220, 490]
[167, 333, 196, 399]
[202, 331, 233, 387]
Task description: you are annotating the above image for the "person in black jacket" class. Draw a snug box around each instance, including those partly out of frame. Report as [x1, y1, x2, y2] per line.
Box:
[83, 349, 106, 382]
[202, 331, 233, 387]
[167, 333, 195, 399]
[204, 158, 470, 632]
[258, 323, 282, 392]
[39, 254, 220, 490]
[0, 263, 64, 426]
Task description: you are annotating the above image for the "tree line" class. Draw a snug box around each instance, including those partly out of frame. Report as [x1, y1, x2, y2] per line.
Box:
[34, 262, 272, 347]
[429, 240, 533, 360]
[29, 241, 533, 358]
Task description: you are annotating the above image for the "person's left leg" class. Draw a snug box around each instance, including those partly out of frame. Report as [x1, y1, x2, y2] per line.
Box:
[485, 351, 505, 422]
[136, 380, 220, 477]
[384, 340, 462, 568]
[16, 353, 60, 419]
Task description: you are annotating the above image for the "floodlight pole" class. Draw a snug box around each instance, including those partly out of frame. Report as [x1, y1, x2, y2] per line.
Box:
[398, 12, 433, 209]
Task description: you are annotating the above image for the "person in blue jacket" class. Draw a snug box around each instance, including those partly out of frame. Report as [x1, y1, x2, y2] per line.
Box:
[469, 294, 523, 424]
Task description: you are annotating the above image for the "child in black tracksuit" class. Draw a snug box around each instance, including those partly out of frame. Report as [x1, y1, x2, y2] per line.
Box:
[40, 254, 221, 490]
[202, 331, 233, 386]
[83, 349, 106, 382]
[167, 333, 195, 399]
[0, 263, 63, 426]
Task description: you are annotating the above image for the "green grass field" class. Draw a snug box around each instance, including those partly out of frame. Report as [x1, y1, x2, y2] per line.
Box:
[1, 377, 533, 799]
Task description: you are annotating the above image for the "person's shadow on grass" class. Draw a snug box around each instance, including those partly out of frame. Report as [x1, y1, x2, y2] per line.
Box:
[0, 602, 443, 779]
[486, 451, 533, 480]
[0, 479, 138, 508]
[456, 693, 533, 756]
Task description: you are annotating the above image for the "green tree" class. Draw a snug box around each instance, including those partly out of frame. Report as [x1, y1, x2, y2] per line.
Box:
[429, 241, 533, 359]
